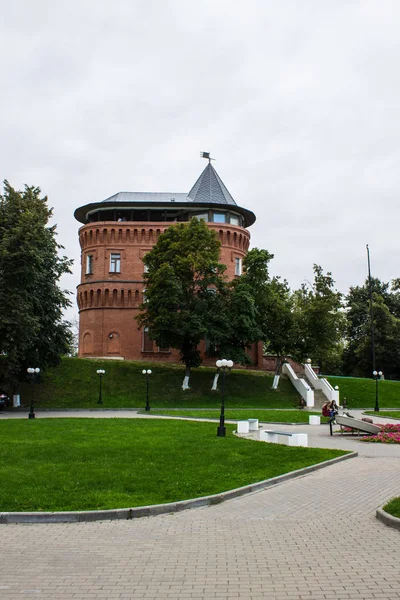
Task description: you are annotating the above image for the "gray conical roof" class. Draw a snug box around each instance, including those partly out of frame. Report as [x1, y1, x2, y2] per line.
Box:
[186, 163, 237, 206]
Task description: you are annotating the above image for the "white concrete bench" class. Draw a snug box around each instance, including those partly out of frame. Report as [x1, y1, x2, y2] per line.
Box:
[260, 430, 308, 447]
[237, 419, 259, 434]
[309, 415, 320, 425]
[248, 418, 259, 431]
[237, 420, 250, 433]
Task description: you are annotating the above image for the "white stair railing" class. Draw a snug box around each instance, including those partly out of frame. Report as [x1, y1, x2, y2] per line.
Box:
[303, 362, 339, 404]
[282, 363, 314, 407]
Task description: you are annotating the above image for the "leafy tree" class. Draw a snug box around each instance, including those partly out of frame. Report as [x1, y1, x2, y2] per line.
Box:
[206, 247, 297, 381]
[237, 248, 297, 375]
[137, 218, 228, 388]
[292, 265, 346, 373]
[0, 181, 73, 393]
[262, 276, 296, 373]
[343, 278, 400, 379]
[208, 276, 261, 365]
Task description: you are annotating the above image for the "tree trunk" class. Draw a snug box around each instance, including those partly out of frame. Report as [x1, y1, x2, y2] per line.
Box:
[271, 355, 284, 389]
[211, 373, 219, 390]
[181, 366, 191, 390]
[271, 375, 280, 389]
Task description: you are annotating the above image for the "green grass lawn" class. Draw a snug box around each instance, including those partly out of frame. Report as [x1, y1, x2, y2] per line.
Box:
[326, 376, 400, 409]
[15, 357, 300, 410]
[383, 497, 400, 518]
[0, 418, 346, 512]
[141, 409, 329, 423]
[364, 411, 400, 420]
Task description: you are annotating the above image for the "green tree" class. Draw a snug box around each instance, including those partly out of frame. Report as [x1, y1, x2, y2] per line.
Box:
[292, 265, 346, 373]
[137, 218, 227, 389]
[262, 276, 296, 373]
[0, 181, 73, 393]
[343, 278, 400, 379]
[209, 276, 261, 365]
[237, 248, 297, 376]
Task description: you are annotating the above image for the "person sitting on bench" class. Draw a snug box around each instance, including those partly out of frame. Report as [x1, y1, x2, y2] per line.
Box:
[322, 400, 338, 422]
[322, 401, 330, 418]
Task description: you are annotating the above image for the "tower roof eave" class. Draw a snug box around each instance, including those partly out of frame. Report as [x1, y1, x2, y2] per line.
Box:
[74, 200, 256, 227]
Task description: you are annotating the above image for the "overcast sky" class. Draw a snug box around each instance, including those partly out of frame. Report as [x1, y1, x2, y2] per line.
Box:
[1, 0, 399, 322]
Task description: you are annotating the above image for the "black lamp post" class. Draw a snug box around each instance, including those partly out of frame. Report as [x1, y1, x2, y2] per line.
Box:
[216, 359, 233, 437]
[27, 367, 40, 419]
[373, 370, 383, 412]
[96, 369, 105, 404]
[142, 369, 152, 411]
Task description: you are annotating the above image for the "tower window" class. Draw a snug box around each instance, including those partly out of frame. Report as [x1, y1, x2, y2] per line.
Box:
[234, 257, 242, 276]
[213, 212, 226, 223]
[86, 254, 93, 275]
[110, 253, 121, 273]
[142, 327, 153, 352]
[230, 214, 240, 226]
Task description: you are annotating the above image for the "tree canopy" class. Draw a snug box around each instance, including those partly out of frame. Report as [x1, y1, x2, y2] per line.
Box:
[231, 248, 297, 372]
[136, 218, 227, 378]
[137, 219, 267, 383]
[292, 265, 346, 372]
[343, 278, 400, 379]
[0, 181, 73, 391]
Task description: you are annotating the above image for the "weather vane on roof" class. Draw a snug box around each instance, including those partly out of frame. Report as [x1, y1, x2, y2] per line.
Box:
[200, 151, 215, 163]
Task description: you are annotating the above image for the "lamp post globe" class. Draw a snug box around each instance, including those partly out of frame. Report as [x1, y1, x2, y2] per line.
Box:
[96, 369, 105, 404]
[27, 367, 40, 419]
[373, 370, 383, 412]
[143, 369, 152, 411]
[216, 359, 233, 438]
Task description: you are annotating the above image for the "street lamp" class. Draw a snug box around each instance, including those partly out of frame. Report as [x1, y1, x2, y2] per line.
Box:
[27, 367, 40, 419]
[96, 369, 105, 404]
[142, 369, 152, 411]
[373, 370, 383, 412]
[216, 359, 234, 437]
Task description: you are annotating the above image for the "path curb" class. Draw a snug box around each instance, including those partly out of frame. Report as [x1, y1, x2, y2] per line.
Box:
[376, 507, 400, 531]
[0, 451, 357, 524]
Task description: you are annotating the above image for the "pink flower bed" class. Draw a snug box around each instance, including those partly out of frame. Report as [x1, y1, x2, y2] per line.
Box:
[362, 423, 400, 444]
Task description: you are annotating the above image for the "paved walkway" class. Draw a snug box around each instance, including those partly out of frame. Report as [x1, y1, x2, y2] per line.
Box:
[1, 410, 400, 599]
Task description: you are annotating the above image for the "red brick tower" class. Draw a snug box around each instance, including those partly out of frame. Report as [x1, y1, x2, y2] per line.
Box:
[74, 161, 257, 363]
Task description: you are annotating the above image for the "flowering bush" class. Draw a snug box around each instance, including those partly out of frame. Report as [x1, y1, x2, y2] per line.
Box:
[362, 423, 400, 444]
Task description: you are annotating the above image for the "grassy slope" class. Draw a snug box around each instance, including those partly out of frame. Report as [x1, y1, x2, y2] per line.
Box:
[22, 357, 300, 410]
[0, 418, 346, 512]
[326, 376, 400, 409]
[13, 357, 400, 411]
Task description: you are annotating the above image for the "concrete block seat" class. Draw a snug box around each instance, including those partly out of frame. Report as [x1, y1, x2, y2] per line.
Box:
[237, 419, 259, 434]
[237, 421, 250, 434]
[260, 430, 308, 447]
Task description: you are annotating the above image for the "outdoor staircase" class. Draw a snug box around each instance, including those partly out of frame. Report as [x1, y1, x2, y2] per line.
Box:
[310, 388, 326, 410]
[299, 377, 326, 410]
